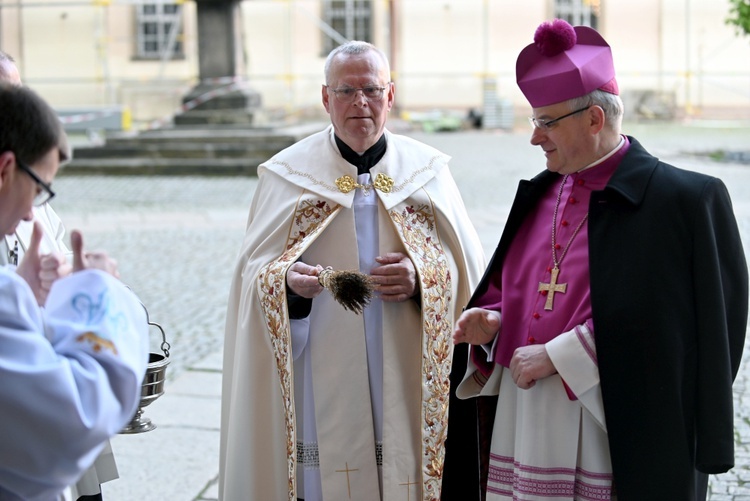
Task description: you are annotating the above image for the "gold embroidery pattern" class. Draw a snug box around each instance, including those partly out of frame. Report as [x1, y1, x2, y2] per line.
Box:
[257, 197, 340, 501]
[271, 160, 340, 193]
[389, 201, 453, 501]
[288, 199, 336, 249]
[270, 154, 445, 196]
[387, 155, 444, 193]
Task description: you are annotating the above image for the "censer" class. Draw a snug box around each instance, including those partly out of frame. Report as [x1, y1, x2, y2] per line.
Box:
[120, 308, 171, 434]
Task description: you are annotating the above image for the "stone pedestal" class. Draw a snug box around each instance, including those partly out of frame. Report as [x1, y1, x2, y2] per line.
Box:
[175, 0, 261, 126]
[174, 83, 262, 126]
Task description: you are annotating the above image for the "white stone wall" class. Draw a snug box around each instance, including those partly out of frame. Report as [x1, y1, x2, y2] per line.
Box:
[2, 0, 749, 125]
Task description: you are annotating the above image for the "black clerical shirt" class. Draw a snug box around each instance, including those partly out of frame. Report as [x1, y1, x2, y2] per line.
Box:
[334, 133, 387, 175]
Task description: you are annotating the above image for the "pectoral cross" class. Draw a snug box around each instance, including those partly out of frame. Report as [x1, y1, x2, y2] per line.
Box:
[335, 462, 359, 499]
[538, 266, 567, 310]
[399, 475, 419, 501]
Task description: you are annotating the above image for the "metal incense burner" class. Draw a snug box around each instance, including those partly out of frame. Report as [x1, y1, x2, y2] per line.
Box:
[121, 311, 171, 434]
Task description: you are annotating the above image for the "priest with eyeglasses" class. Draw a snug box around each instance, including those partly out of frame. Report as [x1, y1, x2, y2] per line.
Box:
[220, 40, 486, 500]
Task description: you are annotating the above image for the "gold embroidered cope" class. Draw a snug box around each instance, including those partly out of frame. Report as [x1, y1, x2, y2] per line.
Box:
[256, 195, 453, 501]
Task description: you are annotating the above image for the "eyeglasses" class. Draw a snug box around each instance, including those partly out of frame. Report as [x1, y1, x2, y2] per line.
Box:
[528, 105, 591, 131]
[327, 84, 389, 103]
[15, 157, 55, 206]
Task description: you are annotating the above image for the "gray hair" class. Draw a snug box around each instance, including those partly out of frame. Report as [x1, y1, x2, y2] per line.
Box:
[324, 41, 390, 85]
[568, 89, 624, 131]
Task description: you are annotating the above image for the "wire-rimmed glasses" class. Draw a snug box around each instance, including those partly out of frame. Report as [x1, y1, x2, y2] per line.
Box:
[327, 84, 390, 103]
[528, 105, 591, 131]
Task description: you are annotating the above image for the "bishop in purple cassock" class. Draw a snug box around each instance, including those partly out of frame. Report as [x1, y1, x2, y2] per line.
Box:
[445, 18, 748, 501]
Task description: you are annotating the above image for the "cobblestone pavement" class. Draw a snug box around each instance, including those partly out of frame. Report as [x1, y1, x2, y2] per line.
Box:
[51, 121, 750, 499]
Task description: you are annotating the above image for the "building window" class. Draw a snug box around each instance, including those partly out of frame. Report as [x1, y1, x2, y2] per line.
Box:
[322, 0, 372, 55]
[555, 0, 600, 30]
[136, 4, 184, 59]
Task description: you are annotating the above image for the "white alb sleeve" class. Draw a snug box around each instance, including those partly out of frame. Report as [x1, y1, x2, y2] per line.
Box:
[546, 323, 607, 431]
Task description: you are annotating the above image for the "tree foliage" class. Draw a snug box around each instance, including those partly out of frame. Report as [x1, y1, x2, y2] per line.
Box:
[727, 0, 750, 38]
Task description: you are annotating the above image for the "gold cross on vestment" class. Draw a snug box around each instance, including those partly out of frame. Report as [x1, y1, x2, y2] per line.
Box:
[335, 462, 359, 499]
[399, 475, 419, 501]
[538, 265, 567, 310]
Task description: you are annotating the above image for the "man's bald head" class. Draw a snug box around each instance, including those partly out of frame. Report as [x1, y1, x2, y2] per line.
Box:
[0, 51, 21, 86]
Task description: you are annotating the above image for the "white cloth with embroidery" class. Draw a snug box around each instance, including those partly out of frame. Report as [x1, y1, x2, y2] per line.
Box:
[0, 205, 121, 499]
[0, 267, 149, 501]
[220, 126, 486, 501]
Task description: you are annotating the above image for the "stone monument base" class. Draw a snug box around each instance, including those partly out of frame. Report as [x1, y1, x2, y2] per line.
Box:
[174, 82, 262, 126]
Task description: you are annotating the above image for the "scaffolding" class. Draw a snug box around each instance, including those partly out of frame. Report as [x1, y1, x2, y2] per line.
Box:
[1, 0, 749, 130]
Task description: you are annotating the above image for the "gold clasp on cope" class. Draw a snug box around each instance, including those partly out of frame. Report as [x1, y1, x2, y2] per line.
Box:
[335, 173, 394, 195]
[373, 173, 394, 193]
[335, 175, 357, 194]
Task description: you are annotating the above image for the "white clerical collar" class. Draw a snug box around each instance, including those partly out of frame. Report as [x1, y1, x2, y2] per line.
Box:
[578, 135, 626, 172]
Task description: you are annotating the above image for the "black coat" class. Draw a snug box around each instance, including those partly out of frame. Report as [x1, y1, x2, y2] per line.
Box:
[459, 137, 748, 500]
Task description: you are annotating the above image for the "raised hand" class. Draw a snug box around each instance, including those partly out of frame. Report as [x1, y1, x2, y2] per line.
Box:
[15, 220, 45, 305]
[37, 252, 72, 305]
[71, 230, 120, 278]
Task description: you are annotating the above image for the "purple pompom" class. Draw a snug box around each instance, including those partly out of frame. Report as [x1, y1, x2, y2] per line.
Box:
[534, 19, 577, 57]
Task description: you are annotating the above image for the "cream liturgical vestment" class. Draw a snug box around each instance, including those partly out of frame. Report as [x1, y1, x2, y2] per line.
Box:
[220, 126, 485, 501]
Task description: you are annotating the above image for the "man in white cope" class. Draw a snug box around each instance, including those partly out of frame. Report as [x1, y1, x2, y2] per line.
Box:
[451, 19, 748, 500]
[220, 41, 486, 500]
[0, 50, 122, 501]
[0, 82, 150, 501]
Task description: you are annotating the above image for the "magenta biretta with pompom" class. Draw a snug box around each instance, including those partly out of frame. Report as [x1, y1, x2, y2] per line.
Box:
[516, 18, 619, 107]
